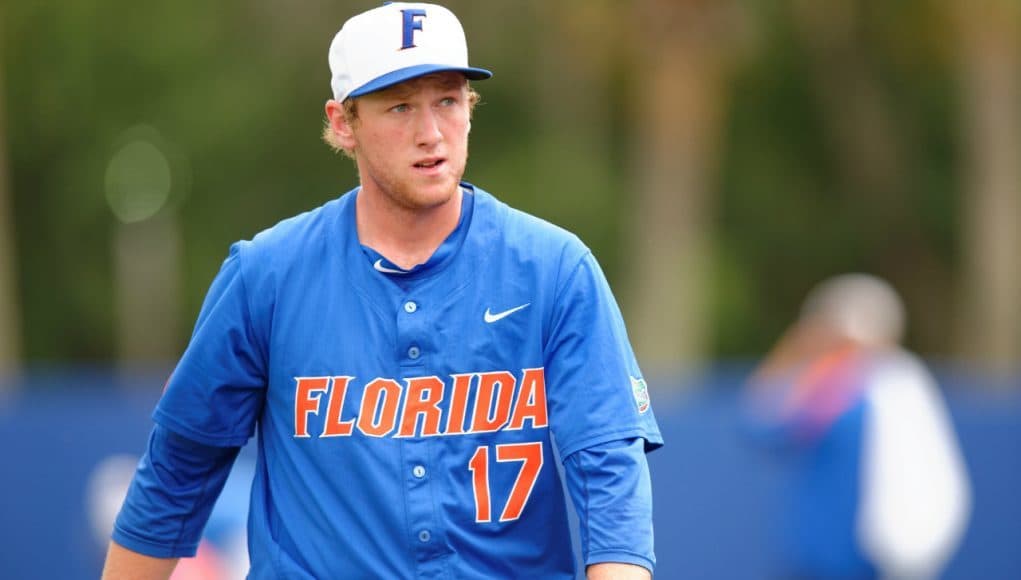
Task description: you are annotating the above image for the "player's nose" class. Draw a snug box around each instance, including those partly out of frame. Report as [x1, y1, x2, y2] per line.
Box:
[414, 109, 443, 147]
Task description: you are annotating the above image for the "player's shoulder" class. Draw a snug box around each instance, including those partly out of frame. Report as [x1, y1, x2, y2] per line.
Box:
[472, 185, 591, 266]
[233, 190, 353, 265]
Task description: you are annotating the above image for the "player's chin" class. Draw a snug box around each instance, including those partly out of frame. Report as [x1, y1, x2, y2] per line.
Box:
[417, 169, 462, 193]
[425, 182, 461, 206]
[398, 178, 457, 209]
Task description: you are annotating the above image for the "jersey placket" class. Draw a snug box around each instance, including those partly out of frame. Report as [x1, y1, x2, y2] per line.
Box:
[397, 294, 450, 577]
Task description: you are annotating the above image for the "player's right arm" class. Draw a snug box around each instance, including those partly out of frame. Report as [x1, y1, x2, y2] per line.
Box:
[103, 243, 262, 574]
[104, 424, 240, 574]
[101, 541, 178, 580]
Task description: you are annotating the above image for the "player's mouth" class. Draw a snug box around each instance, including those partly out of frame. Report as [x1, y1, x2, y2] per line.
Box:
[413, 157, 445, 172]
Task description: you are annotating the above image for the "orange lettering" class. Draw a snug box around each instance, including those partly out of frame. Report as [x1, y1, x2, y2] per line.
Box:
[470, 371, 515, 433]
[508, 368, 548, 430]
[398, 376, 444, 437]
[358, 378, 401, 437]
[321, 376, 356, 437]
[294, 377, 329, 438]
[445, 373, 473, 435]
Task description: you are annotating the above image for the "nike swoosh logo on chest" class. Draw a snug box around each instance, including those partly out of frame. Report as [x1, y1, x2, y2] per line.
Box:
[484, 303, 531, 323]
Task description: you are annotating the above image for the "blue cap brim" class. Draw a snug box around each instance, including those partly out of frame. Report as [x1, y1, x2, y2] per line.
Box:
[347, 64, 493, 99]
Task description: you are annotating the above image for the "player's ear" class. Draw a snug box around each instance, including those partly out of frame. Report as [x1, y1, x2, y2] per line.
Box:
[325, 99, 357, 150]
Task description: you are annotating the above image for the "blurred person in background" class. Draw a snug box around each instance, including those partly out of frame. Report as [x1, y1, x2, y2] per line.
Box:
[743, 274, 971, 579]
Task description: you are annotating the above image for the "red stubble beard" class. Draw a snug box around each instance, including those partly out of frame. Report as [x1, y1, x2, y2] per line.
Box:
[357, 141, 468, 212]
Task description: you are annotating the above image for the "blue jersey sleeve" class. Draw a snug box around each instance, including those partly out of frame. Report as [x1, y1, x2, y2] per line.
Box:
[112, 424, 240, 558]
[544, 251, 663, 458]
[564, 437, 656, 572]
[154, 243, 268, 447]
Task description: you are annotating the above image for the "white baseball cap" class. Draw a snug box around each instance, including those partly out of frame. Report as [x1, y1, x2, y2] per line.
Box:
[328, 2, 492, 102]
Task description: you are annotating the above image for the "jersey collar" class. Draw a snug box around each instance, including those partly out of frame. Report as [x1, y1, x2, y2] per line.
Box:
[358, 184, 475, 281]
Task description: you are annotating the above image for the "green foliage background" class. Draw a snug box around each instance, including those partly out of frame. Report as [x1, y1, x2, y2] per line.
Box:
[2, 0, 966, 362]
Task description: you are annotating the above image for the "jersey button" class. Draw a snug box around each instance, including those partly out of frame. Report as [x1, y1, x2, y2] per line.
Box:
[418, 530, 431, 543]
[404, 301, 417, 313]
[408, 346, 421, 359]
[413, 465, 426, 478]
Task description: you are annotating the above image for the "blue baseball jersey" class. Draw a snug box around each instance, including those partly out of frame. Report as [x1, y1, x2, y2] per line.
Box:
[151, 183, 662, 578]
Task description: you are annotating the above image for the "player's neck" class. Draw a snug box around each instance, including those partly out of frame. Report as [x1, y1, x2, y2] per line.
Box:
[355, 184, 463, 270]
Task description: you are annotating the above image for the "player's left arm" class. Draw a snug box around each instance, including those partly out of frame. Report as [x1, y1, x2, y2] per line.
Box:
[543, 250, 660, 575]
[565, 437, 655, 578]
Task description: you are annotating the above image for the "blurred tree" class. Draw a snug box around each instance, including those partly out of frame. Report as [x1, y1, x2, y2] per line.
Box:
[625, 0, 743, 373]
[6, 2, 116, 362]
[954, 0, 1021, 373]
[3, 1, 359, 364]
[786, 0, 953, 354]
[531, 1, 622, 273]
[0, 8, 22, 377]
[2, 0, 1012, 376]
[114, 212, 182, 368]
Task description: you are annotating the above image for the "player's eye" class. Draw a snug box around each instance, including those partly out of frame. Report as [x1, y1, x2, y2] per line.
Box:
[439, 97, 457, 107]
[390, 103, 410, 113]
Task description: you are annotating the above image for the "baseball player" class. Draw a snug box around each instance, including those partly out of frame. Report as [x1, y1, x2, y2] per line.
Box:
[102, 3, 663, 579]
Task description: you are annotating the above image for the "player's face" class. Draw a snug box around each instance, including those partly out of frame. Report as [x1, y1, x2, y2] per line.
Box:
[346, 73, 471, 211]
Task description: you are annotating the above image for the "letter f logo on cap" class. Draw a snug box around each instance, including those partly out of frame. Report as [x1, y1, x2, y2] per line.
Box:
[328, 3, 491, 102]
[401, 9, 426, 49]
